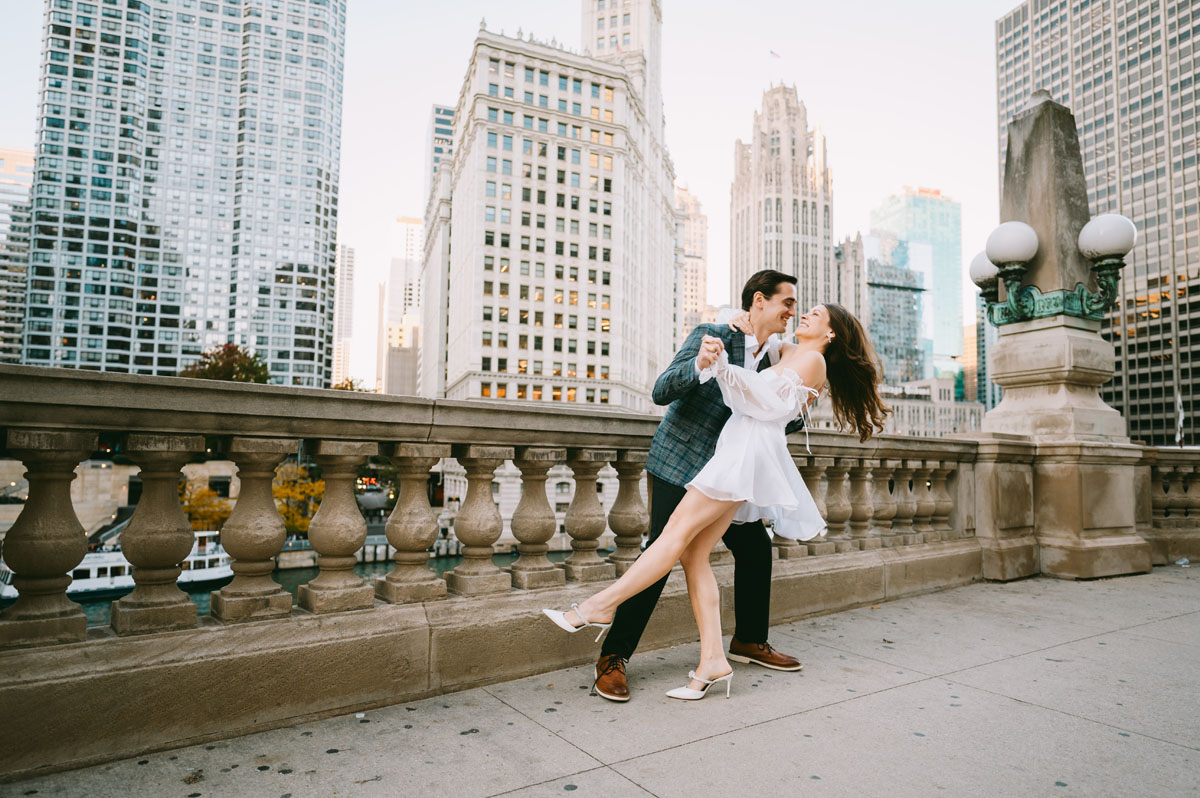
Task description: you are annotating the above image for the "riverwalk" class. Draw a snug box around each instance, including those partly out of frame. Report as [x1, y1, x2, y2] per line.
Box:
[7, 565, 1197, 797]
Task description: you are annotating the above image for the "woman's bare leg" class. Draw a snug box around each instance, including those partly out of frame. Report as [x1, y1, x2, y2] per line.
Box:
[679, 513, 741, 690]
[563, 489, 740, 627]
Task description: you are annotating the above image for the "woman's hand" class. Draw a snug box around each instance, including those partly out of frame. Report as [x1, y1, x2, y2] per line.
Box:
[696, 335, 724, 371]
[727, 310, 752, 335]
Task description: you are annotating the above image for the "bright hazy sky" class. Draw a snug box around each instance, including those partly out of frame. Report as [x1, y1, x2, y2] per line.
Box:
[0, 0, 1021, 385]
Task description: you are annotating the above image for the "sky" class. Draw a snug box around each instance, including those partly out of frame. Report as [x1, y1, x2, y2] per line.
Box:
[0, 0, 1021, 385]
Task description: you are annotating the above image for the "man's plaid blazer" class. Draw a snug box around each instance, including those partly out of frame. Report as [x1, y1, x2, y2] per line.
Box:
[645, 323, 803, 488]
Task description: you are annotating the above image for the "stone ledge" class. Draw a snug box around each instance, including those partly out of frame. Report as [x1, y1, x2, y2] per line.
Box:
[0, 540, 982, 782]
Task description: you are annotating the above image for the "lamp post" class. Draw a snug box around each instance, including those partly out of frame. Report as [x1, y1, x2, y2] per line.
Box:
[973, 216, 1134, 326]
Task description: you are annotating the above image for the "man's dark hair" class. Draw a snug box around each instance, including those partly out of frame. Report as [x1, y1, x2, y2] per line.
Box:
[740, 270, 798, 311]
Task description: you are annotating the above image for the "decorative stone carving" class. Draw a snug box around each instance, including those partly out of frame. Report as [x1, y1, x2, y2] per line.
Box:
[110, 433, 205, 635]
[510, 446, 567, 589]
[563, 448, 616, 582]
[444, 445, 514, 596]
[376, 443, 451, 603]
[0, 430, 96, 647]
[606, 450, 649, 576]
[296, 440, 375, 613]
[210, 437, 294, 622]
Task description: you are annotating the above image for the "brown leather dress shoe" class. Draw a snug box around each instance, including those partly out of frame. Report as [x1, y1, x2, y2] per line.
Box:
[593, 653, 630, 702]
[727, 637, 803, 671]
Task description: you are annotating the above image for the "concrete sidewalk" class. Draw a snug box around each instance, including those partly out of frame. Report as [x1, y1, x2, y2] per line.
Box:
[7, 567, 1198, 798]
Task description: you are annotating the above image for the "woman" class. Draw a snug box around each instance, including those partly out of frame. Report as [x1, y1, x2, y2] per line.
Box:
[543, 303, 889, 699]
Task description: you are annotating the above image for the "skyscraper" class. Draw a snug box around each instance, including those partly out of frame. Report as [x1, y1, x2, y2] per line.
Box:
[331, 244, 354, 384]
[0, 147, 34, 364]
[24, 0, 345, 386]
[674, 182, 707, 342]
[996, 0, 1197, 446]
[730, 85, 833, 312]
[425, 105, 455, 205]
[869, 187, 962, 378]
[377, 216, 422, 394]
[419, 3, 680, 412]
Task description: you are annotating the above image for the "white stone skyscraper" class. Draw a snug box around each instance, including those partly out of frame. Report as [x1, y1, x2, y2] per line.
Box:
[996, 0, 1198, 446]
[0, 147, 34, 364]
[331, 244, 354, 384]
[674, 182, 706, 342]
[730, 86, 833, 311]
[23, 0, 345, 387]
[419, 3, 680, 412]
[425, 105, 455, 205]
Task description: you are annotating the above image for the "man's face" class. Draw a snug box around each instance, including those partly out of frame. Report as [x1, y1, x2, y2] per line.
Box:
[754, 282, 797, 336]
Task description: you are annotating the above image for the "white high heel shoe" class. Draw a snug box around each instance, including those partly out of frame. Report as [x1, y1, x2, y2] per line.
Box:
[541, 602, 612, 643]
[666, 670, 734, 701]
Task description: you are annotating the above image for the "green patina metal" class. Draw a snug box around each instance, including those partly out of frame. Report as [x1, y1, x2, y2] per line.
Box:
[985, 257, 1124, 326]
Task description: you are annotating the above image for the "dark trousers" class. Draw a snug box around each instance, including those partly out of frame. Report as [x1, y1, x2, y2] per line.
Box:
[599, 474, 773, 661]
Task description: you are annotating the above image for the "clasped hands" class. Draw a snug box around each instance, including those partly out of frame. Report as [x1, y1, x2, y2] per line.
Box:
[696, 311, 754, 371]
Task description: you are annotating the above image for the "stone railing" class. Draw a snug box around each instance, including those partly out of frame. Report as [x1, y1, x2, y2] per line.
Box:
[2, 364, 1191, 780]
[1144, 447, 1200, 564]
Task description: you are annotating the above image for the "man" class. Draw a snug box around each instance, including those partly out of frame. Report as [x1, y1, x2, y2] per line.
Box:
[594, 269, 805, 702]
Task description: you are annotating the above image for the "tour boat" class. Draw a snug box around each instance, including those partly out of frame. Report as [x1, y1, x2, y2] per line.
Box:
[0, 528, 232, 601]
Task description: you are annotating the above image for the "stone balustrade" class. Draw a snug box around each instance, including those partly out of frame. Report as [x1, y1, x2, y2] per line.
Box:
[0, 364, 1196, 781]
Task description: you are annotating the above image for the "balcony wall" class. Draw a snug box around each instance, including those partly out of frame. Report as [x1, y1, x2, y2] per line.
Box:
[0, 364, 1195, 781]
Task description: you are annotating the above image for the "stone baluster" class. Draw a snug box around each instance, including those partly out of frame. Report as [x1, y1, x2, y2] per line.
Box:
[376, 443, 451, 603]
[823, 459, 854, 553]
[607, 450, 650, 576]
[1164, 466, 1187, 527]
[210, 437, 294, 622]
[847, 458, 877, 550]
[1185, 466, 1200, 525]
[444, 445, 514, 595]
[564, 448, 617, 581]
[296, 441, 375, 613]
[800, 456, 835, 555]
[770, 450, 806, 560]
[930, 462, 956, 540]
[912, 462, 937, 542]
[1150, 465, 1170, 528]
[110, 434, 205, 635]
[870, 460, 899, 547]
[510, 446, 567, 589]
[890, 460, 918, 544]
[0, 430, 96, 647]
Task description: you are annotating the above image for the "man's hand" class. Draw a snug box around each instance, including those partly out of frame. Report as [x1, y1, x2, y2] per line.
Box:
[696, 334, 724, 371]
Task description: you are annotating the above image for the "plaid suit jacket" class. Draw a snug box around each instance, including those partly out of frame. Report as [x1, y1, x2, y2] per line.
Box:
[645, 324, 804, 488]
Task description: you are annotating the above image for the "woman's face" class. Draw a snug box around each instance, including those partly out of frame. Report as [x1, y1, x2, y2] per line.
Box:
[794, 305, 834, 346]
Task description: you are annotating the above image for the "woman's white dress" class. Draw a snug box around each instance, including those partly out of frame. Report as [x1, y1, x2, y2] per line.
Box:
[686, 351, 826, 542]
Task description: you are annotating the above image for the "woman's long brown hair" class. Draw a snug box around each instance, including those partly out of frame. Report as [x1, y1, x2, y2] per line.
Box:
[821, 303, 890, 442]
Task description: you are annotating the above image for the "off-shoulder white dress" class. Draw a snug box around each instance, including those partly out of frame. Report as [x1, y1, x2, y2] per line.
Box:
[686, 351, 826, 541]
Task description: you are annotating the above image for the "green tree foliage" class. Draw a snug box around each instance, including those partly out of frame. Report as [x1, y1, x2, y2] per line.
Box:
[177, 343, 270, 383]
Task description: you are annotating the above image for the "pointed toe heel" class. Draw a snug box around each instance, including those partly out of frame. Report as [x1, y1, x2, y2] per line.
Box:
[541, 602, 612, 642]
[665, 670, 733, 701]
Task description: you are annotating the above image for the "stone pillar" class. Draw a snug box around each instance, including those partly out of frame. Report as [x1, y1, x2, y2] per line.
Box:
[110, 433, 205, 635]
[210, 437, 294, 622]
[800, 456, 834, 555]
[510, 446, 567, 589]
[912, 462, 937, 542]
[981, 94, 1150, 578]
[376, 443, 450, 603]
[847, 458, 876, 549]
[973, 436, 1038, 580]
[890, 461, 917, 544]
[296, 441, 375, 613]
[869, 460, 898, 548]
[823, 459, 854, 553]
[444, 445, 513, 596]
[0, 430, 96, 647]
[929, 463, 956, 541]
[564, 448, 617, 582]
[606, 450, 650, 576]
